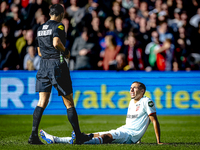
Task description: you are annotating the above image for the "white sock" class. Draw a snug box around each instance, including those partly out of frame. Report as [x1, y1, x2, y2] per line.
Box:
[84, 137, 103, 144]
[54, 136, 72, 144]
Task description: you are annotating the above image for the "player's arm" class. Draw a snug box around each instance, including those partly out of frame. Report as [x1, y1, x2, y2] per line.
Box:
[35, 37, 42, 57]
[149, 113, 164, 145]
[37, 47, 42, 57]
[154, 39, 171, 54]
[53, 37, 70, 58]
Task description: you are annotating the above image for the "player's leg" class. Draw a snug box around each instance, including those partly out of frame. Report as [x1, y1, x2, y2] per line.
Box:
[40, 129, 72, 144]
[84, 133, 113, 144]
[62, 93, 81, 138]
[62, 94, 93, 144]
[53, 62, 93, 144]
[28, 92, 51, 144]
[39, 129, 111, 145]
[85, 129, 131, 144]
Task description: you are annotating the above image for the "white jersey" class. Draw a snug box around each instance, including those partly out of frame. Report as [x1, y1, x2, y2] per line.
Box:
[119, 96, 156, 143]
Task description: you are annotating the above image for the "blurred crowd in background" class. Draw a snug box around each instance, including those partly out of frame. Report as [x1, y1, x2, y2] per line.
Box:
[1, 0, 200, 71]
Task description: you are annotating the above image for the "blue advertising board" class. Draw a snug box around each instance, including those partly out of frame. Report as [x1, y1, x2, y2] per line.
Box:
[0, 71, 200, 115]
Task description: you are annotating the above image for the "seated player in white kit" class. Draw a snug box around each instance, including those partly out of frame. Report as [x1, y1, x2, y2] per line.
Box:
[40, 81, 165, 144]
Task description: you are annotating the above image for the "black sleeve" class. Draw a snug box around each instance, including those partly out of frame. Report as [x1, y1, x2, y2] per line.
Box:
[53, 23, 65, 38]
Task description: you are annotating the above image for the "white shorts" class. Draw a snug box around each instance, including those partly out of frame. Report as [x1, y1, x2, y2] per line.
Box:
[98, 127, 134, 144]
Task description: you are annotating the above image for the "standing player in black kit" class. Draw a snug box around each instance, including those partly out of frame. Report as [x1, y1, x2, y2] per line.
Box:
[28, 4, 93, 145]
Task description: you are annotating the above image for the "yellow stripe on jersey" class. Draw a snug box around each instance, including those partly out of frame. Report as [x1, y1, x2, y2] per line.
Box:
[58, 25, 64, 30]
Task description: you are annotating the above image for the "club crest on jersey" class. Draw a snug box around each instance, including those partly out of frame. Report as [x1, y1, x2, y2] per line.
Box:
[58, 25, 64, 30]
[136, 104, 140, 111]
[148, 101, 154, 107]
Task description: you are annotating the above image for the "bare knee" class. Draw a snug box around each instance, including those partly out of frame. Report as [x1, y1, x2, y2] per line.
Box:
[37, 99, 49, 108]
[62, 93, 74, 109]
[37, 92, 50, 108]
[101, 134, 113, 143]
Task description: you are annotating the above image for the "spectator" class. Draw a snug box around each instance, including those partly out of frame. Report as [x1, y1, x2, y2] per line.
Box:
[176, 26, 191, 51]
[1, 0, 200, 71]
[0, 22, 13, 44]
[71, 27, 95, 70]
[110, 1, 126, 20]
[133, 0, 140, 9]
[104, 16, 115, 33]
[168, 8, 183, 33]
[90, 16, 104, 40]
[149, 0, 163, 14]
[145, 30, 161, 71]
[99, 16, 121, 54]
[98, 35, 121, 70]
[137, 1, 149, 19]
[157, 20, 174, 44]
[0, 1, 9, 26]
[137, 17, 151, 51]
[19, 29, 35, 69]
[166, 0, 175, 19]
[23, 46, 40, 70]
[124, 7, 139, 33]
[161, 2, 169, 17]
[173, 38, 191, 71]
[180, 11, 191, 36]
[175, 0, 184, 10]
[154, 38, 174, 71]
[66, 0, 85, 28]
[147, 12, 157, 32]
[61, 13, 74, 50]
[0, 37, 19, 70]
[84, 0, 94, 13]
[7, 3, 24, 38]
[122, 35, 144, 70]
[32, 12, 47, 33]
[180, 11, 188, 27]
[15, 27, 28, 60]
[36, 0, 49, 17]
[111, 53, 129, 71]
[114, 17, 126, 42]
[23, 0, 40, 28]
[83, 0, 106, 24]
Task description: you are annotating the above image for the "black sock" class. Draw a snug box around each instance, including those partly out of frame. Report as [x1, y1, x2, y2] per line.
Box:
[31, 106, 44, 137]
[67, 107, 81, 138]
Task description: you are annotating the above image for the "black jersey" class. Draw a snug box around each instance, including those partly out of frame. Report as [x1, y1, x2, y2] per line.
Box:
[36, 20, 66, 59]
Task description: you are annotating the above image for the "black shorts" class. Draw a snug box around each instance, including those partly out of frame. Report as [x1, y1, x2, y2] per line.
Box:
[36, 59, 73, 96]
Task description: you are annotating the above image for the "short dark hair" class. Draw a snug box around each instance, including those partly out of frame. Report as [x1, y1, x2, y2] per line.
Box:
[49, 4, 64, 16]
[132, 81, 146, 95]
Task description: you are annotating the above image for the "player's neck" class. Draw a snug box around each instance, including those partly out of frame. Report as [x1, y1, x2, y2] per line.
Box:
[133, 96, 143, 103]
[50, 16, 61, 22]
[133, 99, 140, 103]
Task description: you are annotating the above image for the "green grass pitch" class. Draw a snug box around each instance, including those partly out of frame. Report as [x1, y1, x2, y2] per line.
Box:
[0, 115, 200, 150]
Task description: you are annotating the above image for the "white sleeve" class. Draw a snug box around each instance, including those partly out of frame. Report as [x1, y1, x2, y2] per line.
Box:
[144, 98, 156, 115]
[145, 43, 153, 55]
